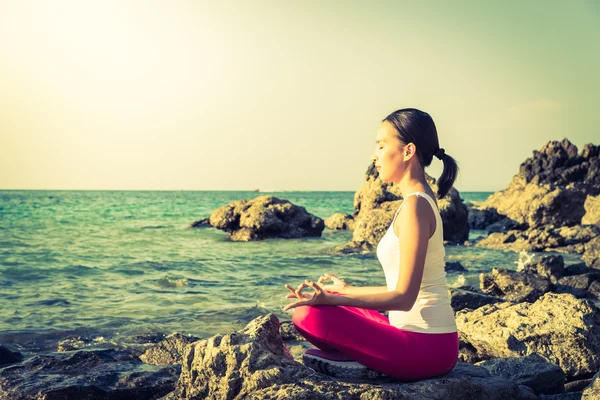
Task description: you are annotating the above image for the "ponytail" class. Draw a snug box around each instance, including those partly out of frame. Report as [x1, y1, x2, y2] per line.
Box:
[436, 152, 458, 199]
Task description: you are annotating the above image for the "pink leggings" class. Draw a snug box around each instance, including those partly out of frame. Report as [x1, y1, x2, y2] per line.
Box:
[292, 301, 459, 381]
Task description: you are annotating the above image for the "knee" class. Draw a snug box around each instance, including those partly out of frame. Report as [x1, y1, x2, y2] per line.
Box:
[291, 305, 312, 327]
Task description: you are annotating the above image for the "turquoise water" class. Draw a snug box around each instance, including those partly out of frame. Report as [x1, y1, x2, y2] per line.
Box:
[0, 190, 581, 354]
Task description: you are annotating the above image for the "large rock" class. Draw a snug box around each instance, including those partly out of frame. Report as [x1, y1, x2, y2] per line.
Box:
[582, 370, 600, 399]
[449, 288, 506, 312]
[476, 353, 565, 395]
[476, 225, 599, 254]
[482, 175, 588, 229]
[582, 195, 600, 226]
[140, 333, 199, 366]
[467, 202, 503, 230]
[456, 293, 600, 379]
[0, 345, 22, 367]
[583, 236, 600, 269]
[324, 213, 355, 230]
[335, 165, 469, 253]
[480, 268, 553, 303]
[168, 314, 537, 400]
[209, 196, 324, 241]
[0, 348, 179, 400]
[475, 140, 600, 254]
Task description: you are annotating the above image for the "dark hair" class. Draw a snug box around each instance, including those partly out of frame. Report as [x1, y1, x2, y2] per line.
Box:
[383, 108, 458, 199]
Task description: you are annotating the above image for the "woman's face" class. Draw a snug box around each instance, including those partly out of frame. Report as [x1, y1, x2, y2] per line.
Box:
[372, 121, 406, 183]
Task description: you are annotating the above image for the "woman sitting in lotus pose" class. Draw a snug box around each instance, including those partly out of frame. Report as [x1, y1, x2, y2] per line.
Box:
[283, 108, 459, 381]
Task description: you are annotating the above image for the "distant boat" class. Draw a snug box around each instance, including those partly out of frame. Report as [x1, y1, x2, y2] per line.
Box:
[253, 189, 260, 192]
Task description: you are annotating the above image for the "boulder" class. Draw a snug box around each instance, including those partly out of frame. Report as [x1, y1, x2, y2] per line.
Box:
[476, 353, 565, 395]
[0, 348, 179, 400]
[582, 369, 600, 399]
[556, 273, 599, 298]
[140, 333, 199, 366]
[0, 345, 22, 367]
[335, 165, 469, 253]
[449, 288, 506, 312]
[209, 196, 324, 241]
[168, 314, 537, 400]
[467, 203, 503, 230]
[582, 195, 600, 226]
[446, 261, 467, 273]
[456, 293, 600, 379]
[476, 226, 599, 254]
[480, 268, 553, 303]
[57, 336, 93, 352]
[583, 236, 600, 269]
[324, 213, 355, 230]
[190, 217, 211, 228]
[481, 175, 588, 229]
[525, 255, 565, 283]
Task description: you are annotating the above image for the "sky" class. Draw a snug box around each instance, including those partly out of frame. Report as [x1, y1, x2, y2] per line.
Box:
[1, 0, 598, 192]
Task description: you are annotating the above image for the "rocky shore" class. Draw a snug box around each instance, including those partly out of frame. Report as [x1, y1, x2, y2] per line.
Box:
[3, 138, 600, 399]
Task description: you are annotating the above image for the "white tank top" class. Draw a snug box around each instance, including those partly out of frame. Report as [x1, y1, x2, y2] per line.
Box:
[376, 191, 457, 333]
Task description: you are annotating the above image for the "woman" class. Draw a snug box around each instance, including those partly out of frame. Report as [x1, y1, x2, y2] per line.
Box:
[283, 108, 459, 381]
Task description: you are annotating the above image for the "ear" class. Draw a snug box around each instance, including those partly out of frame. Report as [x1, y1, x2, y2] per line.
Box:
[403, 143, 417, 161]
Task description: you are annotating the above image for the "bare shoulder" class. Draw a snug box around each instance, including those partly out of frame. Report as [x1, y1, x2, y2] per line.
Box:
[393, 195, 436, 237]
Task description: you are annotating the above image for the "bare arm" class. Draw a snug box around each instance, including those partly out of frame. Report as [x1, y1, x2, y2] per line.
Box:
[283, 196, 432, 312]
[344, 285, 389, 295]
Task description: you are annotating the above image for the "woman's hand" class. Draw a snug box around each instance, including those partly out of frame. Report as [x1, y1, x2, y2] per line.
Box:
[282, 280, 333, 311]
[317, 273, 350, 294]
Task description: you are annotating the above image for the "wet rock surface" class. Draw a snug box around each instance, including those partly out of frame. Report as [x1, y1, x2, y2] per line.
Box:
[0, 345, 22, 367]
[208, 196, 325, 241]
[190, 217, 211, 228]
[0, 348, 179, 400]
[456, 293, 600, 379]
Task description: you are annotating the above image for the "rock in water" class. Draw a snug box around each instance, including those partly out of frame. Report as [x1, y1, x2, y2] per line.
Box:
[324, 213, 355, 230]
[140, 333, 199, 366]
[0, 348, 179, 400]
[168, 313, 538, 400]
[335, 164, 469, 253]
[209, 196, 324, 241]
[456, 293, 600, 379]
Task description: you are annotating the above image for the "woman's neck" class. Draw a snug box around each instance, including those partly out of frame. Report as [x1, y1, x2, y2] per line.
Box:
[396, 167, 428, 198]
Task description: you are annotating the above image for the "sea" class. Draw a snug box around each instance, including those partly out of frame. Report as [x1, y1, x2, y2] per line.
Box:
[0, 190, 584, 355]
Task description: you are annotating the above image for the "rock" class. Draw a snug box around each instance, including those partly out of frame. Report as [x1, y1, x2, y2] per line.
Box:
[208, 196, 324, 241]
[456, 293, 600, 379]
[0, 348, 179, 400]
[476, 353, 565, 394]
[540, 393, 584, 399]
[583, 236, 600, 269]
[565, 378, 594, 392]
[582, 195, 600, 226]
[588, 281, 600, 300]
[336, 166, 469, 253]
[190, 217, 211, 228]
[556, 274, 599, 298]
[468, 203, 503, 230]
[488, 218, 526, 234]
[519, 140, 600, 194]
[446, 261, 467, 273]
[57, 336, 93, 352]
[324, 213, 355, 230]
[0, 345, 22, 367]
[565, 263, 592, 276]
[168, 314, 537, 400]
[449, 288, 506, 312]
[526, 255, 565, 283]
[482, 175, 588, 229]
[140, 333, 199, 366]
[582, 369, 600, 399]
[480, 268, 553, 303]
[279, 321, 304, 342]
